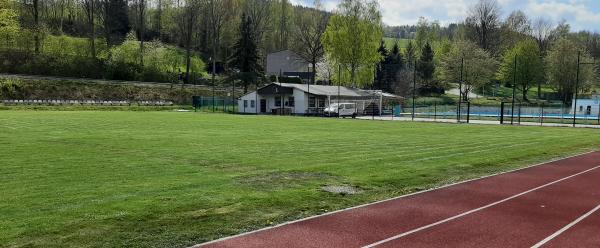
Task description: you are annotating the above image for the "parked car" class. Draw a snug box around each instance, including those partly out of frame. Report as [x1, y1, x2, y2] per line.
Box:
[324, 103, 357, 118]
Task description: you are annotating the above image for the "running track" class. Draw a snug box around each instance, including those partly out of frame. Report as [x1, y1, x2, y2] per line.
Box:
[196, 151, 600, 248]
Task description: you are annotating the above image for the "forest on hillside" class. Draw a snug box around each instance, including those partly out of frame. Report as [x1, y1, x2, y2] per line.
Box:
[1, 0, 599, 103]
[0, 0, 328, 86]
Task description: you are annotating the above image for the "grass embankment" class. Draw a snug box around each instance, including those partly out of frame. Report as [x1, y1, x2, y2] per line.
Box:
[1, 112, 599, 247]
[0, 78, 226, 105]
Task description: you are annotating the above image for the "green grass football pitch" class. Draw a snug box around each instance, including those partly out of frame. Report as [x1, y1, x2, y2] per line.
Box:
[1, 111, 599, 247]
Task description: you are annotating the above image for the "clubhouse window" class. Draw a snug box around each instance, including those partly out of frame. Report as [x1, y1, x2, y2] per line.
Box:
[309, 97, 316, 108]
[244, 100, 248, 108]
[288, 97, 295, 107]
[318, 98, 325, 108]
[251, 100, 255, 108]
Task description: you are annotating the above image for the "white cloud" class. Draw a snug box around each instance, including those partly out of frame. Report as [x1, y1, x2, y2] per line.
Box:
[290, 0, 600, 31]
[526, 1, 600, 31]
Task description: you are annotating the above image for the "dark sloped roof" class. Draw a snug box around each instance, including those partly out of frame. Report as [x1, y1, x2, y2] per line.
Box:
[266, 83, 403, 98]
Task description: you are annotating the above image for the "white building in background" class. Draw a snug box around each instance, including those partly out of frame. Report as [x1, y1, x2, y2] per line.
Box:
[572, 95, 600, 116]
[237, 83, 402, 116]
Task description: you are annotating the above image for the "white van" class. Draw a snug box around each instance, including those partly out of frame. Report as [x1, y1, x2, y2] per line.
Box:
[324, 103, 357, 118]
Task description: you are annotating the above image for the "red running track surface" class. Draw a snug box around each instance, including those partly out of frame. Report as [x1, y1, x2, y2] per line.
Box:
[196, 151, 600, 248]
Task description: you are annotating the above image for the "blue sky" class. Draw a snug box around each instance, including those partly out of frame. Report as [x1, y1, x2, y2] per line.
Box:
[290, 0, 600, 32]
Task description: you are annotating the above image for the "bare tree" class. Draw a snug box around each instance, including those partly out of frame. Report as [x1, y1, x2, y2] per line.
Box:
[137, 0, 146, 66]
[245, 0, 271, 39]
[206, 0, 230, 73]
[466, 0, 501, 53]
[157, 0, 162, 39]
[504, 10, 531, 35]
[532, 17, 553, 54]
[82, 0, 96, 58]
[25, 0, 42, 53]
[278, 0, 289, 50]
[292, 1, 328, 85]
[178, 0, 202, 84]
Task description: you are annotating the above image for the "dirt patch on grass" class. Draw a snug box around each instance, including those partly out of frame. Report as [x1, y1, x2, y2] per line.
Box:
[321, 185, 363, 195]
[236, 171, 336, 191]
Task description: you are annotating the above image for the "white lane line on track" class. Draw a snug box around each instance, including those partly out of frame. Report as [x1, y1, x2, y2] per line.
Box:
[530, 204, 600, 248]
[362, 165, 600, 248]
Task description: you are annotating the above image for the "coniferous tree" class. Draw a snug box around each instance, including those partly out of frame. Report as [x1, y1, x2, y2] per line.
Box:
[103, 0, 130, 46]
[405, 40, 416, 68]
[229, 13, 262, 93]
[375, 40, 388, 90]
[385, 42, 404, 92]
[417, 42, 436, 93]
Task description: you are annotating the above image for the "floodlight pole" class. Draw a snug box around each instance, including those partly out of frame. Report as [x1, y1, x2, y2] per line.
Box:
[307, 64, 311, 95]
[573, 55, 596, 126]
[232, 79, 235, 113]
[338, 64, 341, 118]
[412, 60, 416, 121]
[457, 58, 463, 123]
[573, 51, 581, 127]
[280, 74, 283, 116]
[211, 57, 216, 112]
[511, 55, 517, 125]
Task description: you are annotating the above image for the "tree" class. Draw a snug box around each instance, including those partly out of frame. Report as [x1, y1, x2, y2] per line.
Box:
[178, 0, 202, 84]
[497, 39, 544, 101]
[440, 40, 497, 101]
[385, 42, 404, 93]
[25, 0, 42, 54]
[136, 0, 146, 66]
[292, 1, 328, 85]
[375, 40, 388, 90]
[532, 17, 552, 55]
[0, 0, 20, 46]
[465, 0, 501, 54]
[244, 0, 272, 56]
[417, 42, 437, 93]
[101, 0, 129, 46]
[322, 0, 383, 87]
[277, 0, 290, 50]
[206, 0, 230, 70]
[156, 0, 162, 39]
[414, 17, 440, 52]
[500, 10, 531, 52]
[504, 10, 531, 35]
[82, 0, 96, 58]
[545, 38, 596, 103]
[229, 13, 262, 93]
[405, 40, 416, 67]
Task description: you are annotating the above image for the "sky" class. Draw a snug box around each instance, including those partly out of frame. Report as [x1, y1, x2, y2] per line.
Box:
[289, 0, 600, 32]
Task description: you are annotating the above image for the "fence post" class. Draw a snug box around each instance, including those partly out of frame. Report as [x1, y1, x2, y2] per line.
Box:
[540, 104, 544, 126]
[518, 102, 522, 124]
[434, 102, 437, 121]
[466, 102, 471, 123]
[500, 102, 505, 124]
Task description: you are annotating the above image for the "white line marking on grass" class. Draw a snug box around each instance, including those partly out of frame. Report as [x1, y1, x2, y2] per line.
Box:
[530, 204, 600, 248]
[191, 151, 597, 248]
[362, 165, 600, 248]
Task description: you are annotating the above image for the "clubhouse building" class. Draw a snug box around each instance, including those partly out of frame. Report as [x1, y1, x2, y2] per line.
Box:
[237, 83, 402, 116]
